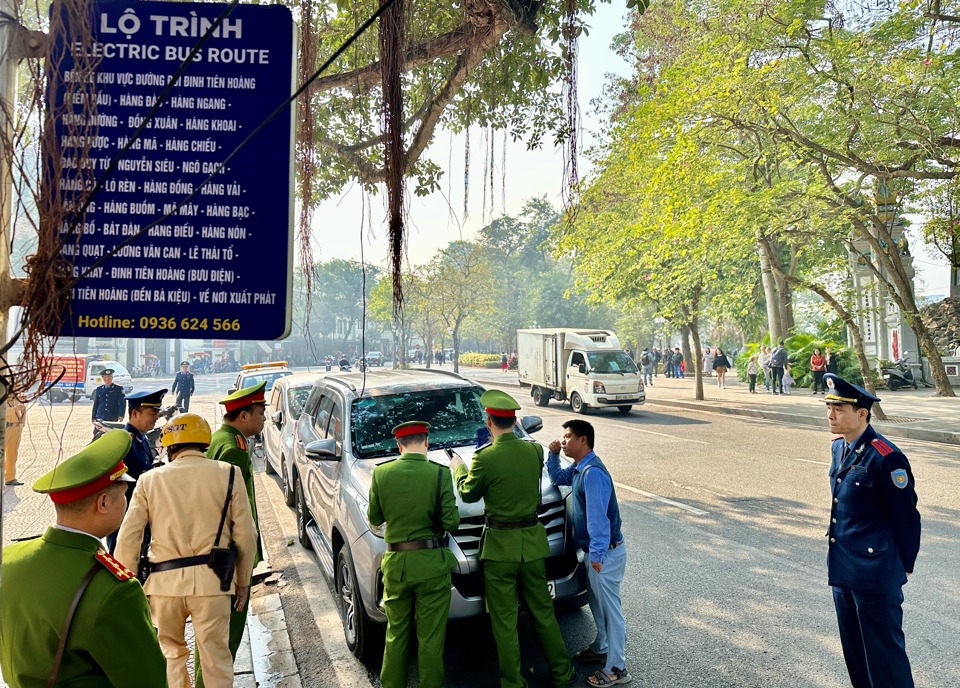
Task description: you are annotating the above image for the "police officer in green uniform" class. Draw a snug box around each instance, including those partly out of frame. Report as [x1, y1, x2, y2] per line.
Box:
[195, 381, 266, 688]
[450, 390, 574, 688]
[0, 430, 166, 687]
[367, 421, 460, 688]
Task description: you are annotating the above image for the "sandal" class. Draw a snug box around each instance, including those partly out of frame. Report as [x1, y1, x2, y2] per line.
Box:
[572, 647, 607, 664]
[586, 668, 632, 686]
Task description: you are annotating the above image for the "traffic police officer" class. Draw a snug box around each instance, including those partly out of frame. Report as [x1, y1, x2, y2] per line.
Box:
[116, 414, 258, 688]
[450, 390, 574, 688]
[106, 388, 166, 552]
[367, 421, 460, 688]
[195, 381, 266, 687]
[91, 368, 125, 436]
[171, 361, 195, 412]
[0, 430, 166, 687]
[824, 373, 921, 688]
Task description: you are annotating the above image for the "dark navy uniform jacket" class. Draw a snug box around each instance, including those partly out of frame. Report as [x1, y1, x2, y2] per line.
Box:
[91, 383, 125, 421]
[172, 371, 195, 396]
[827, 425, 921, 593]
[123, 423, 154, 481]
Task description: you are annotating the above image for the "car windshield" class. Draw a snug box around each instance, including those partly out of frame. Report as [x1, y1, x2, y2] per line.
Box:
[351, 386, 487, 459]
[287, 386, 312, 420]
[241, 371, 291, 391]
[587, 351, 638, 374]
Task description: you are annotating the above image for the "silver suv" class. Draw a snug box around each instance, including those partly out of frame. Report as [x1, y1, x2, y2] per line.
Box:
[291, 369, 586, 661]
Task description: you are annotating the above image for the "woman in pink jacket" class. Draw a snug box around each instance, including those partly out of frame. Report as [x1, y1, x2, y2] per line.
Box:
[809, 348, 826, 394]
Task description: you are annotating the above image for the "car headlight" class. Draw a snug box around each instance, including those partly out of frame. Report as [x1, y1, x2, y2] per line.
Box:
[592, 381, 606, 394]
[638, 382, 644, 392]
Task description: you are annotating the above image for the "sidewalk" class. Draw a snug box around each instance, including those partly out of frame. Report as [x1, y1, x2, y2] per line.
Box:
[458, 366, 960, 445]
[0, 395, 298, 688]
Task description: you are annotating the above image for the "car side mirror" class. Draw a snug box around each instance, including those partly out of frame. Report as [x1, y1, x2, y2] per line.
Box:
[228, 387, 236, 395]
[577, 363, 586, 375]
[305, 438, 338, 461]
[520, 415, 543, 434]
[271, 410, 283, 429]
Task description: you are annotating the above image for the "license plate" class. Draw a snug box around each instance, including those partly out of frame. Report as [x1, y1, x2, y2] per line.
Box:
[616, 394, 632, 400]
[547, 580, 557, 599]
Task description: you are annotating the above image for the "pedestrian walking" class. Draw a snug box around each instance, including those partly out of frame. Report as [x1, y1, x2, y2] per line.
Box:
[197, 382, 267, 687]
[171, 361, 196, 412]
[4, 395, 27, 486]
[823, 374, 921, 688]
[116, 414, 257, 688]
[639, 348, 654, 386]
[367, 421, 460, 688]
[501, 351, 509, 373]
[0, 430, 166, 687]
[810, 348, 826, 394]
[770, 341, 788, 395]
[91, 368, 125, 437]
[761, 346, 772, 392]
[702, 348, 714, 378]
[746, 355, 759, 393]
[449, 390, 574, 688]
[713, 348, 731, 389]
[782, 363, 795, 394]
[547, 420, 630, 686]
[652, 348, 662, 377]
[106, 388, 167, 552]
[673, 348, 684, 378]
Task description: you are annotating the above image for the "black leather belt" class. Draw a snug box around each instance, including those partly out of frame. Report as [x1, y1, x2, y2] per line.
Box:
[486, 516, 538, 530]
[151, 554, 210, 573]
[386, 538, 441, 552]
[609, 540, 624, 550]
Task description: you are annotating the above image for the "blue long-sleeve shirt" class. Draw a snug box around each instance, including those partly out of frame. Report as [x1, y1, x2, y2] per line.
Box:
[547, 450, 620, 564]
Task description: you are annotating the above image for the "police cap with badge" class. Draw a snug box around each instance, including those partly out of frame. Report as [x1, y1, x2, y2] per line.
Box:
[125, 388, 167, 412]
[823, 373, 880, 409]
[481, 389, 521, 418]
[219, 381, 267, 412]
[33, 430, 135, 503]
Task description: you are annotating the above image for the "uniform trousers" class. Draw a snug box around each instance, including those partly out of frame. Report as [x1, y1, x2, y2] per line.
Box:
[832, 586, 914, 688]
[4, 422, 22, 482]
[176, 392, 191, 412]
[150, 594, 234, 688]
[484, 558, 573, 688]
[194, 596, 247, 688]
[380, 571, 451, 688]
[586, 542, 627, 674]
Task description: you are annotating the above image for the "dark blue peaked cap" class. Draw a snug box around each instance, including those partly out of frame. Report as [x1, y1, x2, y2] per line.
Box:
[823, 374, 880, 409]
[126, 388, 167, 411]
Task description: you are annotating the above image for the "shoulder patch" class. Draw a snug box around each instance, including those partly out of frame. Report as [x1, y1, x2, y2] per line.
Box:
[235, 435, 247, 451]
[872, 438, 895, 456]
[95, 550, 136, 581]
[890, 468, 909, 489]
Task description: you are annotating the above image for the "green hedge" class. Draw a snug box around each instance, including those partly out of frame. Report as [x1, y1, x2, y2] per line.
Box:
[459, 353, 502, 367]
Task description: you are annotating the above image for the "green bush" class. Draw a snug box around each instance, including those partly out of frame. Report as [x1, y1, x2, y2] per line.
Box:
[459, 353, 501, 367]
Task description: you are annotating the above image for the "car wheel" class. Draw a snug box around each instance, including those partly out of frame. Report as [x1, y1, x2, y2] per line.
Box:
[282, 456, 295, 507]
[532, 387, 549, 407]
[570, 392, 585, 414]
[556, 590, 589, 613]
[335, 546, 383, 662]
[295, 476, 313, 550]
[617, 405, 632, 414]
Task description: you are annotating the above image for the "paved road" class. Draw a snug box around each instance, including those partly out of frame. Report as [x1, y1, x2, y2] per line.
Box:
[254, 381, 960, 687]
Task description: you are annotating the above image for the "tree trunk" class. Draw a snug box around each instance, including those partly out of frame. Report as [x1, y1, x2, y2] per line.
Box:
[758, 238, 783, 343]
[689, 319, 705, 402]
[452, 323, 461, 374]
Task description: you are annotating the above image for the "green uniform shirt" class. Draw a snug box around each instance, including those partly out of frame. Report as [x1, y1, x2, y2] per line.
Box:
[0, 527, 166, 687]
[452, 433, 548, 562]
[207, 423, 262, 566]
[368, 453, 460, 582]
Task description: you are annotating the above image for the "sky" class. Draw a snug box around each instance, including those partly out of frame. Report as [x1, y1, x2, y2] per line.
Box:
[308, 1, 953, 298]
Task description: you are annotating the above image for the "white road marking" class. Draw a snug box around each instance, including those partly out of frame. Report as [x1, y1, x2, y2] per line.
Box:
[258, 476, 371, 685]
[614, 481, 710, 515]
[794, 458, 831, 466]
[527, 404, 710, 444]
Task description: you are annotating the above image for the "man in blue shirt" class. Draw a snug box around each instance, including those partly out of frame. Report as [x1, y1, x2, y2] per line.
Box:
[824, 374, 920, 687]
[547, 419, 629, 686]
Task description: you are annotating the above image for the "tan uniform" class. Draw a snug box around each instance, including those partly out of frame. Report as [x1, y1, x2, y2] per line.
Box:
[4, 401, 26, 483]
[116, 449, 257, 688]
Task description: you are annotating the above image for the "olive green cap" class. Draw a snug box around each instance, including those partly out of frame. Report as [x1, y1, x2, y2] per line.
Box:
[480, 389, 521, 417]
[33, 430, 134, 503]
[220, 381, 267, 412]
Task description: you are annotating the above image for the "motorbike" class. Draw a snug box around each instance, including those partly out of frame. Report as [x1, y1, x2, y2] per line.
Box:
[880, 353, 918, 391]
[93, 404, 182, 464]
[338, 359, 351, 372]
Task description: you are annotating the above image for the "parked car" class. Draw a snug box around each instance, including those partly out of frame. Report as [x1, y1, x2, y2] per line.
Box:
[263, 373, 324, 506]
[228, 360, 293, 395]
[363, 351, 384, 367]
[291, 368, 586, 660]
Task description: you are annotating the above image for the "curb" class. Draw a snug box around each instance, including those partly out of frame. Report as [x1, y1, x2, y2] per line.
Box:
[644, 398, 960, 446]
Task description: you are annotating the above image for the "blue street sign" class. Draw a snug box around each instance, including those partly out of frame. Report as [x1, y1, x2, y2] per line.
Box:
[48, 0, 294, 340]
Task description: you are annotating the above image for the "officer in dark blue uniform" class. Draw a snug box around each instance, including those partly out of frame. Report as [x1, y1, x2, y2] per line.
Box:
[824, 373, 921, 688]
[106, 388, 166, 552]
[171, 360, 196, 411]
[91, 368, 126, 437]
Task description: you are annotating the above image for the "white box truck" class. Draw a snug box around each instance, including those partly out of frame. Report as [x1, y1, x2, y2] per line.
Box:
[516, 329, 645, 414]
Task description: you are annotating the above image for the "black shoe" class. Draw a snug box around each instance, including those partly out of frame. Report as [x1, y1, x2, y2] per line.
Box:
[5, 479, 23, 486]
[573, 647, 608, 664]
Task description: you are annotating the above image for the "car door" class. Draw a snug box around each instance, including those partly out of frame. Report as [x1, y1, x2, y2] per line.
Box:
[263, 384, 283, 471]
[303, 392, 344, 541]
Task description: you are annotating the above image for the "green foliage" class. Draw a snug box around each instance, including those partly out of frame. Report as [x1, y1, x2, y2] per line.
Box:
[735, 336, 862, 386]
[459, 353, 501, 367]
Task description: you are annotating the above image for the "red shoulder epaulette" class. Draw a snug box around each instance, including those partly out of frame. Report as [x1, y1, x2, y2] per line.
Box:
[872, 438, 895, 456]
[95, 550, 135, 581]
[235, 435, 247, 451]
